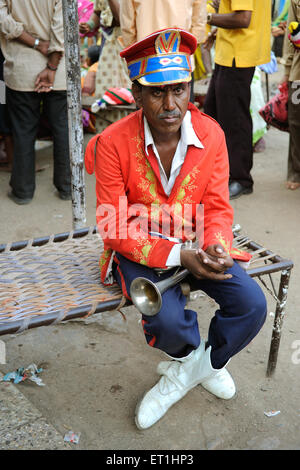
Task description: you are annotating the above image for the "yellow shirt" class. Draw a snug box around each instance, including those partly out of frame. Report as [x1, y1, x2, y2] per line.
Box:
[214, 0, 271, 68]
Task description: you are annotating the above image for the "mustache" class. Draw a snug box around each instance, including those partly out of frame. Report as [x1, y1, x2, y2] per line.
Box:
[158, 111, 181, 119]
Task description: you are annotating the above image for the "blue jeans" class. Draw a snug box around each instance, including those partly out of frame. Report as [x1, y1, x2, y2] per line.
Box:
[113, 254, 267, 369]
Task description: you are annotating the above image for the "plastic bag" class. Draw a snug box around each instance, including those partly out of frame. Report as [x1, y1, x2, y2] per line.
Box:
[1, 364, 45, 386]
[78, 0, 96, 37]
[258, 51, 278, 74]
[259, 81, 289, 132]
[64, 431, 81, 444]
[250, 67, 267, 144]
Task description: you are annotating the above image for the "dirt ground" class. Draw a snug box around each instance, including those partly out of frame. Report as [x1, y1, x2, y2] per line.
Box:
[0, 71, 300, 451]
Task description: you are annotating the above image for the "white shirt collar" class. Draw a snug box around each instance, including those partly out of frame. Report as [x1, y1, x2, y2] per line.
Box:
[143, 110, 204, 197]
[144, 110, 204, 156]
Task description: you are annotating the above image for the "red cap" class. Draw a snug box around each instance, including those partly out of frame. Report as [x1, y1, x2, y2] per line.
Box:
[120, 28, 197, 86]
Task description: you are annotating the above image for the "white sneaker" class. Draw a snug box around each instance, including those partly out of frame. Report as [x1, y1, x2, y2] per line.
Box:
[135, 342, 213, 430]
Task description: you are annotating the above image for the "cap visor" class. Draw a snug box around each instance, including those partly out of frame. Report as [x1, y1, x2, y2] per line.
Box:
[137, 69, 192, 86]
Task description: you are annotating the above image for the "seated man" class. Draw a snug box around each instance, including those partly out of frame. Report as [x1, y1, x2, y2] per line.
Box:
[85, 28, 267, 430]
[81, 45, 101, 97]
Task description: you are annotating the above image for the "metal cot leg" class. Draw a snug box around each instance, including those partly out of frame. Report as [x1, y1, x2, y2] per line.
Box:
[266, 269, 292, 377]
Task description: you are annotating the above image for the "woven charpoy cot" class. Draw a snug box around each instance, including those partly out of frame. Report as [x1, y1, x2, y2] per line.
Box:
[0, 226, 293, 377]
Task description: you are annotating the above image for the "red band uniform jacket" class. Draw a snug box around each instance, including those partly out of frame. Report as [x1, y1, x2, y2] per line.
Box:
[85, 103, 251, 286]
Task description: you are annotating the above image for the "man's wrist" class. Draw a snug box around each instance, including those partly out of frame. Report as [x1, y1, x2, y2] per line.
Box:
[180, 246, 196, 266]
[207, 12, 213, 24]
[47, 62, 58, 71]
[33, 38, 40, 49]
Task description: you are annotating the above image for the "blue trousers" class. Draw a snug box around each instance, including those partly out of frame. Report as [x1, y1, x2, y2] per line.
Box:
[112, 254, 267, 369]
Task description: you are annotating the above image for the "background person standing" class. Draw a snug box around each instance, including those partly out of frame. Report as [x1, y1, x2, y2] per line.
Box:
[282, 0, 300, 190]
[203, 0, 271, 199]
[119, 0, 207, 47]
[0, 0, 71, 204]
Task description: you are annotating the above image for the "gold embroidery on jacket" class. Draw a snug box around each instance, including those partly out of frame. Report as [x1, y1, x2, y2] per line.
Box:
[133, 135, 160, 205]
[215, 232, 231, 254]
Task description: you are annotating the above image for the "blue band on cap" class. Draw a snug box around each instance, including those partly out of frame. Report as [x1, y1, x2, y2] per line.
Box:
[128, 53, 191, 83]
[138, 69, 192, 86]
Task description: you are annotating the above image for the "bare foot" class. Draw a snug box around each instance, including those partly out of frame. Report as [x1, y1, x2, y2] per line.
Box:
[253, 137, 266, 153]
[286, 181, 300, 190]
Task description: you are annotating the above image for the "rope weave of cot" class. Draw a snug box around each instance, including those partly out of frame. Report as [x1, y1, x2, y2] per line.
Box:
[0, 228, 122, 332]
[0, 227, 289, 334]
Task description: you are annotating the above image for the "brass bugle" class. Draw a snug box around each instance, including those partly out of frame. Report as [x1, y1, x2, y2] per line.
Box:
[130, 268, 189, 316]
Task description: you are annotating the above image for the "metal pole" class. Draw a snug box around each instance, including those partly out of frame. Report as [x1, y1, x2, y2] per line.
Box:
[266, 269, 292, 377]
[62, 0, 86, 229]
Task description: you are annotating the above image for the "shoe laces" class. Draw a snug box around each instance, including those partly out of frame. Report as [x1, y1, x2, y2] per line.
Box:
[158, 360, 188, 395]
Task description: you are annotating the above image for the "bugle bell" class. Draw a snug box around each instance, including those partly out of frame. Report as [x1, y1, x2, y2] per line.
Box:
[130, 268, 189, 316]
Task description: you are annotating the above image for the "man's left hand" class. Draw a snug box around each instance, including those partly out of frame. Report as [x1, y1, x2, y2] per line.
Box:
[203, 28, 217, 50]
[34, 68, 56, 93]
